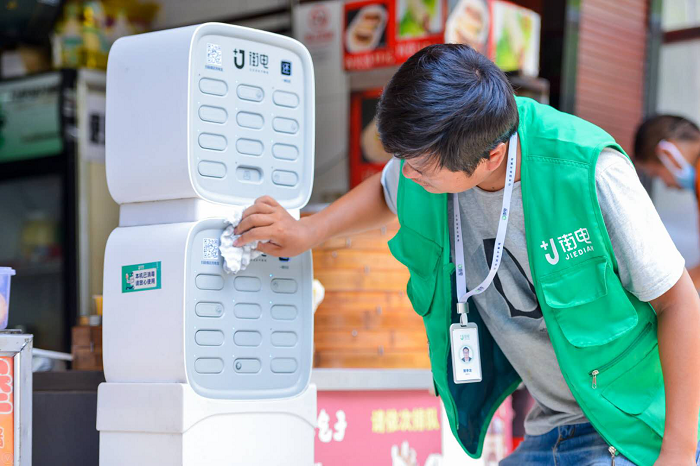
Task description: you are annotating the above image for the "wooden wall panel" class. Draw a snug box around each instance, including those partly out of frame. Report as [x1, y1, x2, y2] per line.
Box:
[575, 0, 648, 153]
[311, 220, 430, 369]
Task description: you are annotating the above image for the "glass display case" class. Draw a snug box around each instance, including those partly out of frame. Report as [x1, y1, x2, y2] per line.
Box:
[0, 69, 116, 352]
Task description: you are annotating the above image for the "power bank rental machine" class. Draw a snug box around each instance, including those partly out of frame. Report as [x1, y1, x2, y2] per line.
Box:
[96, 23, 317, 465]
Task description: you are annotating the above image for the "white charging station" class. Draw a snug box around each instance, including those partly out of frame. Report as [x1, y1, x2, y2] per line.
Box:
[105, 22, 314, 208]
[97, 23, 317, 466]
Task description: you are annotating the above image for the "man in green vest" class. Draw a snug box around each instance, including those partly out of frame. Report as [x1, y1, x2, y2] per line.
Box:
[234, 44, 700, 465]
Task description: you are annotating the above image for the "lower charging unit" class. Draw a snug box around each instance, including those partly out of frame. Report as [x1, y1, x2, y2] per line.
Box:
[103, 218, 313, 400]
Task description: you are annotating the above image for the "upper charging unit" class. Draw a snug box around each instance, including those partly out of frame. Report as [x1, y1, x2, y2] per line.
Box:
[106, 23, 315, 210]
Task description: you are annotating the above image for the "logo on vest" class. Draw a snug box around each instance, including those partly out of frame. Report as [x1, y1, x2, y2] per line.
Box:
[539, 228, 593, 265]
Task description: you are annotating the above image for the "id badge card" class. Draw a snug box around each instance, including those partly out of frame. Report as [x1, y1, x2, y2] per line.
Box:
[450, 323, 482, 384]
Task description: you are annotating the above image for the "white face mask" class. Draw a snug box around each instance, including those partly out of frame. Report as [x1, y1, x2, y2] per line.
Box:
[657, 140, 697, 191]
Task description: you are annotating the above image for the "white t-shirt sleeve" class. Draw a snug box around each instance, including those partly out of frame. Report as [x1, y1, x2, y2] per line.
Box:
[595, 148, 685, 302]
[381, 157, 401, 215]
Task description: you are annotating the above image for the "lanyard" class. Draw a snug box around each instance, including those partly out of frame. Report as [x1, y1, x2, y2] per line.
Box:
[454, 133, 518, 325]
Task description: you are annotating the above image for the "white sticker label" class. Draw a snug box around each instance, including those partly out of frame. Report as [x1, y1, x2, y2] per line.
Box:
[450, 323, 483, 384]
[133, 268, 156, 290]
[203, 238, 220, 260]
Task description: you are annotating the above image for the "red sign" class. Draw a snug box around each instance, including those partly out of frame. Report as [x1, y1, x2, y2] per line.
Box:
[314, 390, 442, 466]
[301, 4, 336, 49]
[344, 0, 447, 71]
[0, 357, 13, 466]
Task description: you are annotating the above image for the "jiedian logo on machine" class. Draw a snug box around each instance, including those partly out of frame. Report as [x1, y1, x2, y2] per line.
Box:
[233, 48, 270, 74]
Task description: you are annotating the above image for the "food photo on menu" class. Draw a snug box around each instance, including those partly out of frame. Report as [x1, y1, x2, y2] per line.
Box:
[445, 0, 489, 54]
[346, 4, 389, 53]
[397, 0, 445, 39]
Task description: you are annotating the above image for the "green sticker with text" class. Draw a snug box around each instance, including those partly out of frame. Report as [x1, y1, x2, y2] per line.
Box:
[122, 262, 161, 293]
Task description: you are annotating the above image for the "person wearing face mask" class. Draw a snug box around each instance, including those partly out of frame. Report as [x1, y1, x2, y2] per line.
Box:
[634, 115, 700, 287]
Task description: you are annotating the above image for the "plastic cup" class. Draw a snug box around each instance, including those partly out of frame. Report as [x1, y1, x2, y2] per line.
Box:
[0, 268, 15, 330]
[93, 295, 103, 316]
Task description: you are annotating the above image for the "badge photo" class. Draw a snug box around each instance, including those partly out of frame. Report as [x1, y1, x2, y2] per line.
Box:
[450, 323, 482, 383]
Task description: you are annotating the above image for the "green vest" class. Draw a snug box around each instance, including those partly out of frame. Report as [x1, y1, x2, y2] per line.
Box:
[388, 97, 699, 466]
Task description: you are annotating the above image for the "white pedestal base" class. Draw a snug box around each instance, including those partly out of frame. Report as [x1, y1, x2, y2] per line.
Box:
[97, 382, 317, 466]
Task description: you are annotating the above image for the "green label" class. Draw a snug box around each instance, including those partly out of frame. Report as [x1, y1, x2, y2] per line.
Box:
[122, 262, 161, 293]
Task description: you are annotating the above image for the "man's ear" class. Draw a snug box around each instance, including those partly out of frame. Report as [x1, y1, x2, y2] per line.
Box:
[483, 142, 507, 172]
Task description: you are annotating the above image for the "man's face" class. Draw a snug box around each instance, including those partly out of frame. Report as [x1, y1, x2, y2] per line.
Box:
[463, 348, 470, 358]
[400, 144, 507, 194]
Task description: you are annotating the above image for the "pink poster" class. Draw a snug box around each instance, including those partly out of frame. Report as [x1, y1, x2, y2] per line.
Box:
[315, 390, 442, 466]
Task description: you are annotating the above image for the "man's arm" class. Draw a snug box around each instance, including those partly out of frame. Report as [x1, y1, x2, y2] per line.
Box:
[593, 150, 699, 463]
[693, 217, 700, 289]
[234, 171, 397, 257]
[651, 269, 700, 465]
[689, 264, 700, 289]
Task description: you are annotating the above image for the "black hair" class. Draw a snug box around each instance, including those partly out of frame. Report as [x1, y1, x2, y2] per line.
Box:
[634, 114, 700, 162]
[376, 44, 519, 175]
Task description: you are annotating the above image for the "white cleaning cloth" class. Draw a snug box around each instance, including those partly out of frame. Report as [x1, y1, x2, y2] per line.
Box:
[219, 206, 269, 274]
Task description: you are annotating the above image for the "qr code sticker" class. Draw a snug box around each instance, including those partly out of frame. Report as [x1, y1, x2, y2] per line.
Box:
[206, 43, 222, 66]
[203, 238, 220, 260]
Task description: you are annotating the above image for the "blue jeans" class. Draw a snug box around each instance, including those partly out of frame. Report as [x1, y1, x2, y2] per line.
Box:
[500, 422, 700, 466]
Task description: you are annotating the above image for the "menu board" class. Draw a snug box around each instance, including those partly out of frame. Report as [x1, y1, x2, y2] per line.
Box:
[344, 0, 447, 71]
[445, 0, 540, 77]
[490, 0, 540, 77]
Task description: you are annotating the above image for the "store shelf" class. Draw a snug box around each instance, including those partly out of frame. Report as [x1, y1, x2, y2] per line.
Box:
[311, 368, 434, 391]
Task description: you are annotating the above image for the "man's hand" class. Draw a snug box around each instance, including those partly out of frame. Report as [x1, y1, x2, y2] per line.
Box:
[233, 172, 396, 258]
[233, 196, 320, 257]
